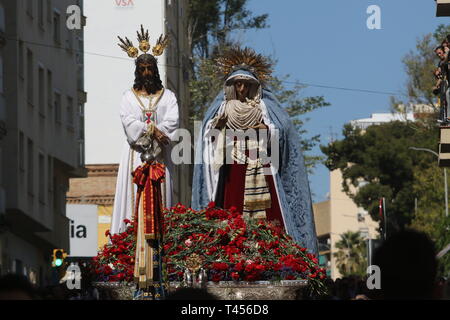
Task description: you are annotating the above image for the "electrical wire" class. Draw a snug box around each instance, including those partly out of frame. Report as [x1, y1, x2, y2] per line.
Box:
[7, 36, 417, 98]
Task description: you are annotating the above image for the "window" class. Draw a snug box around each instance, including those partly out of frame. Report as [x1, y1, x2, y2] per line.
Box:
[47, 156, 52, 206]
[27, 49, 33, 104]
[47, 69, 52, 107]
[14, 259, 23, 275]
[66, 28, 73, 51]
[38, 153, 45, 203]
[0, 4, 5, 32]
[19, 132, 24, 170]
[27, 139, 34, 195]
[19, 132, 25, 185]
[78, 104, 84, 140]
[26, 0, 33, 18]
[38, 0, 44, 28]
[54, 91, 61, 124]
[38, 65, 44, 115]
[0, 54, 3, 94]
[53, 10, 61, 44]
[67, 96, 74, 128]
[18, 41, 24, 78]
[47, 0, 52, 23]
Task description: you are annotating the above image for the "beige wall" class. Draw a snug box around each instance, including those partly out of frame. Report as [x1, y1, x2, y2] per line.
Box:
[313, 169, 379, 280]
[67, 164, 118, 252]
[313, 200, 330, 237]
[97, 205, 112, 250]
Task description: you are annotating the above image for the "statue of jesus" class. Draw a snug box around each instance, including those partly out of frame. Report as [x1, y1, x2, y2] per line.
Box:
[110, 27, 179, 236]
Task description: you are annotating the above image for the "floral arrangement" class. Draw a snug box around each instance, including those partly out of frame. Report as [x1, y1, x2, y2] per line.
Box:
[91, 219, 136, 283]
[164, 203, 327, 294]
[92, 203, 327, 295]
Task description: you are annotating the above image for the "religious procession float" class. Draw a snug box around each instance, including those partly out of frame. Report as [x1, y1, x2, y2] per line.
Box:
[91, 26, 327, 300]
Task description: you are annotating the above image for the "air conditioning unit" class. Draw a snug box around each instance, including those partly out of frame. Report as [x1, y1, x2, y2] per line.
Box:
[357, 213, 365, 222]
[437, 0, 450, 17]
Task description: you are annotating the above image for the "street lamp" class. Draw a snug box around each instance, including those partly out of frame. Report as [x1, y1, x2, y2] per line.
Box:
[409, 147, 448, 217]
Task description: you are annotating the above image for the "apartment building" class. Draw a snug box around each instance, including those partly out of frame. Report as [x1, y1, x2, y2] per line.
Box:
[0, 0, 86, 285]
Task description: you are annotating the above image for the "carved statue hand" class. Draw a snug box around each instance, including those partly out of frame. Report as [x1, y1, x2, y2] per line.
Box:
[248, 123, 268, 130]
[215, 115, 228, 129]
[153, 127, 170, 145]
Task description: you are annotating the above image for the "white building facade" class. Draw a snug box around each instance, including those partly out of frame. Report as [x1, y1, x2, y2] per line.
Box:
[0, 0, 86, 285]
[83, 0, 190, 205]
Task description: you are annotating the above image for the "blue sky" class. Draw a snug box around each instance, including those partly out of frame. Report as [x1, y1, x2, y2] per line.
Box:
[239, 0, 448, 202]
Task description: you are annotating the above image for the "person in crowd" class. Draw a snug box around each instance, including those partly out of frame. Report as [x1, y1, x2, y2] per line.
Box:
[371, 229, 439, 300]
[434, 46, 449, 123]
[0, 274, 36, 300]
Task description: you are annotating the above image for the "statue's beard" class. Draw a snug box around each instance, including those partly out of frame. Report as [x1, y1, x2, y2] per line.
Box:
[135, 74, 161, 95]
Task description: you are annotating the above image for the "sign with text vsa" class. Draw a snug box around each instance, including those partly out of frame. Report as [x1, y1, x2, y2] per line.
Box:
[66, 204, 98, 257]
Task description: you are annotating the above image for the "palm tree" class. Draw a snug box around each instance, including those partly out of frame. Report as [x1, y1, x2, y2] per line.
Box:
[333, 231, 367, 277]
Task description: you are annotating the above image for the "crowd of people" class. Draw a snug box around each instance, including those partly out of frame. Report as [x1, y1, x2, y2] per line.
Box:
[433, 35, 450, 124]
[316, 230, 450, 300]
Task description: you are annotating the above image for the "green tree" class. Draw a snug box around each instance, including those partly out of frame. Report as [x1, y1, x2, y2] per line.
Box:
[268, 75, 330, 169]
[436, 217, 450, 278]
[410, 166, 447, 239]
[333, 231, 367, 278]
[410, 165, 450, 277]
[322, 23, 450, 276]
[188, 0, 269, 121]
[188, 0, 268, 58]
[392, 24, 450, 111]
[393, 24, 450, 276]
[321, 121, 439, 233]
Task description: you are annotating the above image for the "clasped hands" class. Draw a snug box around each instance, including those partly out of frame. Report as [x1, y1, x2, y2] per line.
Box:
[153, 126, 170, 145]
[146, 122, 170, 145]
[214, 115, 268, 130]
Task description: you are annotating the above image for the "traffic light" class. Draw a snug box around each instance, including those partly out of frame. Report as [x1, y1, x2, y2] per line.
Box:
[52, 249, 67, 267]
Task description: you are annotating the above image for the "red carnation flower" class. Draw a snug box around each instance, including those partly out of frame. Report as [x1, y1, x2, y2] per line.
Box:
[212, 273, 222, 282]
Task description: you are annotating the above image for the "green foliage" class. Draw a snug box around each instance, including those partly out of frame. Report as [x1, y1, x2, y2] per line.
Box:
[333, 231, 367, 278]
[321, 24, 450, 278]
[410, 166, 450, 277]
[321, 121, 439, 233]
[189, 57, 223, 121]
[410, 166, 447, 238]
[401, 34, 439, 107]
[267, 75, 330, 169]
[189, 0, 268, 58]
[395, 24, 450, 110]
[435, 217, 450, 278]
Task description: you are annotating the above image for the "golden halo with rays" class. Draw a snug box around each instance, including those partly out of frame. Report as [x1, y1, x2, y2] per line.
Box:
[215, 46, 273, 83]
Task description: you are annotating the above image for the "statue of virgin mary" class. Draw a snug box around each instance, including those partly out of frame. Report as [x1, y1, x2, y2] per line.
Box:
[192, 47, 318, 255]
